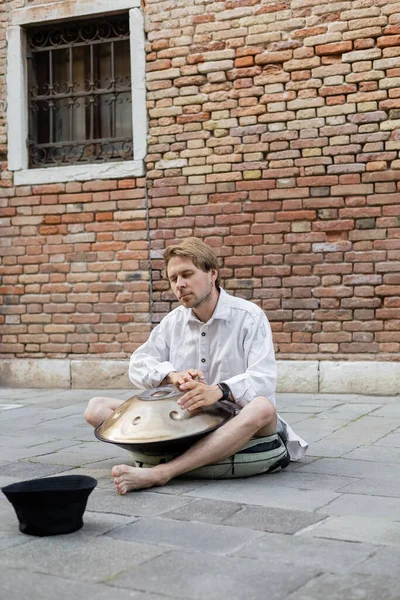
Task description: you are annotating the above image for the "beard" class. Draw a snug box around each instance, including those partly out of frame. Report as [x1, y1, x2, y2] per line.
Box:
[181, 283, 213, 309]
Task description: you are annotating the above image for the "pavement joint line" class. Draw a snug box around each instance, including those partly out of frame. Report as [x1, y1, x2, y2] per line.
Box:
[293, 515, 335, 537]
[315, 494, 346, 513]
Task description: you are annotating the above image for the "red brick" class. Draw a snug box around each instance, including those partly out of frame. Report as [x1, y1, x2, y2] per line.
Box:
[235, 56, 254, 68]
[315, 41, 352, 56]
[297, 176, 338, 187]
[377, 35, 400, 48]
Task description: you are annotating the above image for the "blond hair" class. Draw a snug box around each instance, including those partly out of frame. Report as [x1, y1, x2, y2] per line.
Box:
[164, 238, 220, 288]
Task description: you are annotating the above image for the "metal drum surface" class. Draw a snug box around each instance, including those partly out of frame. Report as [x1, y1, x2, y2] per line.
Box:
[94, 385, 236, 455]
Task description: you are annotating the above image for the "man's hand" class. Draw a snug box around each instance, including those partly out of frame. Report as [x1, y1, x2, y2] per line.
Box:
[166, 369, 206, 387]
[177, 380, 223, 411]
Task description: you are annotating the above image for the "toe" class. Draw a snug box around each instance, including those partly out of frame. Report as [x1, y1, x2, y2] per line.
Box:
[116, 483, 126, 495]
[111, 464, 127, 477]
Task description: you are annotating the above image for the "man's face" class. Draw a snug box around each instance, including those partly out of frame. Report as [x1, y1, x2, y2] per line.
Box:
[167, 256, 217, 309]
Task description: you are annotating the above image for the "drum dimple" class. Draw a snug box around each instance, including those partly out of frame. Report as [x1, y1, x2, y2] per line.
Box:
[169, 410, 181, 421]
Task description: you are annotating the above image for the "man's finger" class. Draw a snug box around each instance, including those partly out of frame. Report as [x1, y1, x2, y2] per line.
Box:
[186, 399, 205, 411]
[178, 391, 197, 406]
[179, 379, 198, 391]
[178, 389, 202, 408]
[189, 369, 204, 380]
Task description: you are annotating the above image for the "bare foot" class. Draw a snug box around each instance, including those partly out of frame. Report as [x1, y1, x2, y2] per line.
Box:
[111, 464, 169, 495]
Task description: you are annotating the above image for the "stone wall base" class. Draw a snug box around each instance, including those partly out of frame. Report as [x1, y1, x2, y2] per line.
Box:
[0, 359, 399, 395]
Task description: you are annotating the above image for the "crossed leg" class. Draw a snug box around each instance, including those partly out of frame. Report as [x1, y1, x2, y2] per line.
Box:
[84, 396, 124, 428]
[85, 395, 277, 495]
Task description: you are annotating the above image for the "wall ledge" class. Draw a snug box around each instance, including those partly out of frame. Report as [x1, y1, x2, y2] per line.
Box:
[1, 358, 399, 395]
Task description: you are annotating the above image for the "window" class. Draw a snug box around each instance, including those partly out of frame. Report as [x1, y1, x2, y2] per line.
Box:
[7, 1, 145, 184]
[28, 15, 133, 168]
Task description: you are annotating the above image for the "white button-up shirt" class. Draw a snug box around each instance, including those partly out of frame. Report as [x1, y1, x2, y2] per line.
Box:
[129, 288, 308, 460]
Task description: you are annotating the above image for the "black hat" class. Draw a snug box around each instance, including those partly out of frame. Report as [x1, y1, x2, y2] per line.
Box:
[2, 474, 97, 536]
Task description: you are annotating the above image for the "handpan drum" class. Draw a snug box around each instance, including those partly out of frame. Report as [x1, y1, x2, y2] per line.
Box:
[95, 385, 236, 455]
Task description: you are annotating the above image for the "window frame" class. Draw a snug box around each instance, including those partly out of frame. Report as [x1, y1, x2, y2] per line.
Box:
[7, 0, 146, 185]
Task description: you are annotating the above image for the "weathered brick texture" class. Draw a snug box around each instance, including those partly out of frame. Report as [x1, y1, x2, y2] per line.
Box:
[0, 179, 151, 358]
[1, 0, 400, 361]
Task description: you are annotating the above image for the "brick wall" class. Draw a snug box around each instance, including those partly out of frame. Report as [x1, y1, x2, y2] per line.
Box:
[146, 0, 400, 361]
[1, 0, 400, 361]
[0, 178, 151, 358]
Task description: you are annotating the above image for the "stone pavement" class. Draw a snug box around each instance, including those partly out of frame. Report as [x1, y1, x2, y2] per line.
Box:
[1, 388, 400, 600]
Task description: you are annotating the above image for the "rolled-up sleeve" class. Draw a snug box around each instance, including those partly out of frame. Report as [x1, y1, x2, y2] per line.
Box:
[223, 311, 277, 408]
[129, 321, 176, 389]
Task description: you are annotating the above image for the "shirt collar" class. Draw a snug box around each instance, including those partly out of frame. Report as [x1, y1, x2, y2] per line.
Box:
[187, 287, 231, 324]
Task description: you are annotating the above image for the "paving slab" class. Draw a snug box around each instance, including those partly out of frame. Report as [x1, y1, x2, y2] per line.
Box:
[277, 393, 396, 405]
[280, 405, 326, 414]
[338, 477, 400, 498]
[316, 492, 400, 520]
[286, 573, 399, 600]
[351, 546, 400, 577]
[79, 511, 137, 536]
[107, 517, 264, 554]
[0, 443, 82, 462]
[18, 423, 93, 441]
[372, 403, 400, 418]
[303, 515, 400, 546]
[0, 434, 53, 448]
[51, 465, 117, 489]
[297, 457, 400, 480]
[186, 477, 341, 511]
[306, 439, 365, 458]
[278, 411, 310, 424]
[324, 403, 383, 419]
[0, 535, 167, 583]
[0, 403, 24, 411]
[0, 534, 32, 551]
[87, 488, 193, 517]
[373, 431, 400, 447]
[235, 532, 379, 574]
[0, 461, 72, 479]
[26, 448, 123, 466]
[275, 471, 360, 492]
[220, 503, 327, 534]
[0, 568, 166, 600]
[161, 497, 243, 524]
[282, 455, 318, 471]
[147, 478, 211, 495]
[285, 399, 344, 409]
[302, 416, 398, 448]
[343, 445, 400, 463]
[108, 549, 319, 600]
[294, 415, 349, 431]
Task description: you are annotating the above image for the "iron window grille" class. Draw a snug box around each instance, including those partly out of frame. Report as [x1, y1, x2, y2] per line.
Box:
[26, 14, 133, 168]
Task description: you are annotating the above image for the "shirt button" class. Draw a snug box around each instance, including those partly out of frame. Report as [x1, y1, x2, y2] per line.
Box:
[201, 358, 206, 363]
[201, 332, 206, 337]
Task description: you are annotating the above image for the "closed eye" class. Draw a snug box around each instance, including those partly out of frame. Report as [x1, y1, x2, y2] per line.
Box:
[170, 270, 194, 283]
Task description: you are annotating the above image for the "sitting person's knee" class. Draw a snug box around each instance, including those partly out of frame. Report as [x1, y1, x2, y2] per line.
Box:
[84, 396, 123, 427]
[84, 396, 104, 426]
[242, 396, 276, 430]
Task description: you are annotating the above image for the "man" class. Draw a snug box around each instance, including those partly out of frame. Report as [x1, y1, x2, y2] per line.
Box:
[85, 238, 307, 494]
